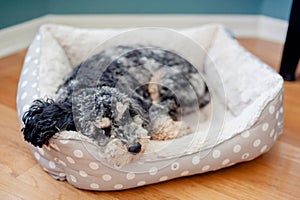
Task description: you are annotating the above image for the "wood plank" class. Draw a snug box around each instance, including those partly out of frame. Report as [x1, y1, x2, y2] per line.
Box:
[0, 50, 25, 109]
[16, 165, 117, 200]
[148, 178, 236, 200]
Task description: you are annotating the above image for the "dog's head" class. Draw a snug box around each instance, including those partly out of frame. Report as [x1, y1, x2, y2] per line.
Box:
[73, 86, 151, 167]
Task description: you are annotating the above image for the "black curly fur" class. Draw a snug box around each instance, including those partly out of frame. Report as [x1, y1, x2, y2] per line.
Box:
[22, 99, 75, 147]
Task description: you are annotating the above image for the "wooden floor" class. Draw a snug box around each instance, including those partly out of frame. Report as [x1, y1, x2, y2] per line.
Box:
[0, 38, 299, 200]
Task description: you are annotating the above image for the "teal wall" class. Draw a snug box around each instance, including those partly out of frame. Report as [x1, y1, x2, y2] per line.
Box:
[261, 0, 293, 20]
[0, 0, 48, 29]
[0, 0, 293, 29]
[48, 0, 261, 15]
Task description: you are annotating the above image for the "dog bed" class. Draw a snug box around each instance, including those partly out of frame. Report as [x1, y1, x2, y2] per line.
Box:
[17, 23, 284, 191]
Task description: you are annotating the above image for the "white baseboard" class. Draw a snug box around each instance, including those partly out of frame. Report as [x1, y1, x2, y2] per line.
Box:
[258, 16, 288, 43]
[0, 14, 288, 58]
[0, 16, 48, 58]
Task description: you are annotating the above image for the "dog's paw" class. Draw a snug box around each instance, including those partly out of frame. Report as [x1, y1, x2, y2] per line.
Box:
[151, 116, 192, 140]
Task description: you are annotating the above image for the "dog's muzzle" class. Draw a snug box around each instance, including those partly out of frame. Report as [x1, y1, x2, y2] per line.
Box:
[128, 142, 142, 154]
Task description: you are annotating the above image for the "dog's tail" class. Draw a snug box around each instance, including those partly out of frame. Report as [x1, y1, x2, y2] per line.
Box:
[21, 99, 76, 147]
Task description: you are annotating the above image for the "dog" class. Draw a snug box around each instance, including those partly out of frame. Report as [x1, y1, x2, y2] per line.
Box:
[22, 45, 210, 166]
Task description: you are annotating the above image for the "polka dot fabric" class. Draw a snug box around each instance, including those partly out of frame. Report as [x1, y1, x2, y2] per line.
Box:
[17, 24, 284, 191]
[17, 33, 41, 123]
[25, 92, 283, 191]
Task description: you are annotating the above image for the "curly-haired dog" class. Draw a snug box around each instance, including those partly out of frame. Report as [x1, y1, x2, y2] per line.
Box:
[22, 46, 210, 166]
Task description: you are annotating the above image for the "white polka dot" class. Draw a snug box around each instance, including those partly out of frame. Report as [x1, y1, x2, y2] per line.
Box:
[241, 153, 250, 160]
[59, 173, 66, 177]
[262, 123, 269, 131]
[73, 150, 83, 158]
[36, 47, 40, 53]
[137, 181, 146, 186]
[66, 156, 75, 164]
[49, 161, 56, 169]
[89, 162, 99, 170]
[90, 183, 100, 189]
[114, 184, 123, 189]
[37, 148, 45, 155]
[280, 106, 284, 113]
[233, 144, 241, 153]
[212, 150, 221, 159]
[268, 105, 275, 114]
[269, 128, 275, 138]
[25, 56, 31, 63]
[171, 162, 180, 171]
[32, 82, 38, 88]
[22, 67, 29, 74]
[241, 131, 250, 138]
[21, 81, 28, 88]
[260, 145, 268, 153]
[159, 176, 168, 181]
[180, 171, 189, 176]
[102, 174, 112, 181]
[32, 94, 39, 100]
[59, 139, 69, 144]
[33, 59, 39, 64]
[222, 159, 230, 165]
[32, 70, 37, 76]
[21, 92, 27, 100]
[192, 156, 200, 165]
[36, 34, 41, 40]
[126, 172, 135, 180]
[253, 139, 261, 147]
[69, 175, 77, 183]
[22, 104, 30, 112]
[202, 165, 210, 171]
[149, 167, 158, 176]
[79, 170, 88, 177]
[58, 160, 66, 167]
[34, 152, 40, 160]
[276, 111, 279, 119]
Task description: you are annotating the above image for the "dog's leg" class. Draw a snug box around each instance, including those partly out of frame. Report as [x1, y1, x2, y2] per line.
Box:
[22, 99, 75, 147]
[149, 104, 191, 140]
[148, 70, 192, 140]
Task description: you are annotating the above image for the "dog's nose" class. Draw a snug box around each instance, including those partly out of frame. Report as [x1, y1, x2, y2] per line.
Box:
[128, 142, 142, 154]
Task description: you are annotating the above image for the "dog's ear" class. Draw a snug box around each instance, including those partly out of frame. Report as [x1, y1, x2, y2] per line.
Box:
[21, 99, 75, 147]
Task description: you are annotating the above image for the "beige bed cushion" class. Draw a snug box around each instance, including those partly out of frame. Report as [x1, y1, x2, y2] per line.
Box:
[16, 23, 284, 191]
